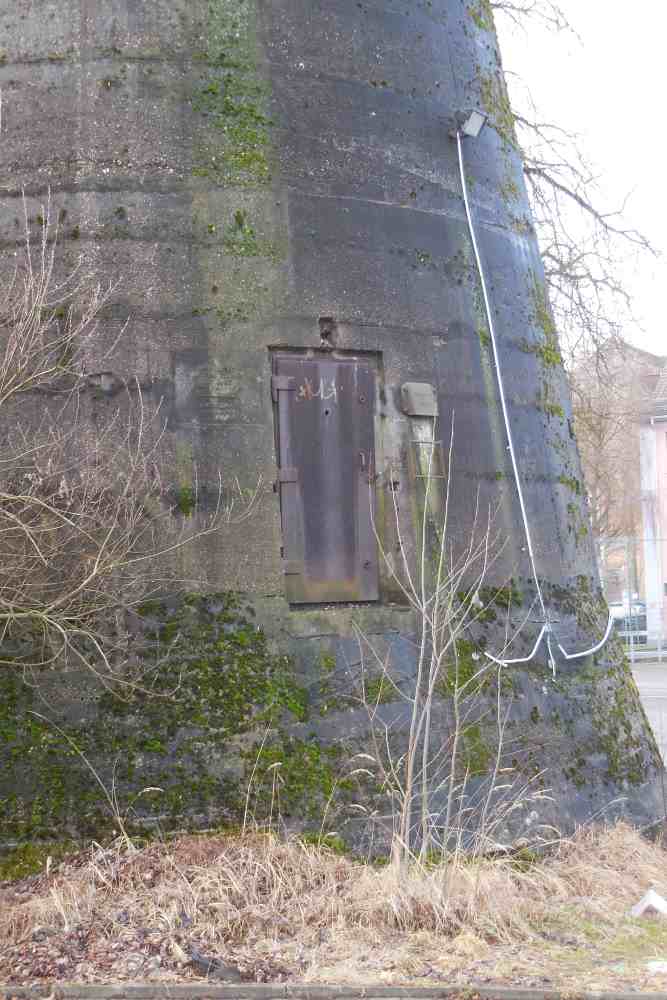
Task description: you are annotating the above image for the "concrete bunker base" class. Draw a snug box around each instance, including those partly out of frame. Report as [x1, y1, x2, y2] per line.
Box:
[1, 594, 663, 861]
[0, 0, 665, 860]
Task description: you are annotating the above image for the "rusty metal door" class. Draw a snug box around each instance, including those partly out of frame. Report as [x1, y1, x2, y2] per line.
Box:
[272, 353, 379, 604]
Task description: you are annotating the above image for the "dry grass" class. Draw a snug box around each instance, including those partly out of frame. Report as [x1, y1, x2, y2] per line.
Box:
[2, 823, 667, 988]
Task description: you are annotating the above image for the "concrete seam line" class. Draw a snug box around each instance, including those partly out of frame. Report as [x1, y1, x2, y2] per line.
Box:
[2, 987, 667, 1000]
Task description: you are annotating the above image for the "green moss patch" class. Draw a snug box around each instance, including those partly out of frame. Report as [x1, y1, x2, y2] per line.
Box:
[0, 594, 311, 843]
[478, 325, 491, 349]
[558, 474, 582, 495]
[468, 0, 495, 32]
[0, 839, 77, 880]
[243, 738, 353, 823]
[549, 627, 662, 788]
[521, 275, 563, 368]
[192, 0, 271, 186]
[479, 70, 516, 147]
[364, 674, 395, 705]
[437, 638, 489, 697]
[221, 208, 280, 258]
[482, 581, 523, 611]
[462, 723, 494, 776]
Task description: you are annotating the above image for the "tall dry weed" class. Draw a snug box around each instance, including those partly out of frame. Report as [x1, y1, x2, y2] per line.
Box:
[2, 823, 665, 966]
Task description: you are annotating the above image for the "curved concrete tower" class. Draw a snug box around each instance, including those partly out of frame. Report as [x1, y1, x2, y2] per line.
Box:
[0, 0, 663, 846]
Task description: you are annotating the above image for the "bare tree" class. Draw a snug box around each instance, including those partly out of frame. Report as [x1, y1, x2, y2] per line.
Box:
[0, 196, 259, 683]
[348, 425, 548, 869]
[491, 3, 656, 359]
[492, 0, 571, 32]
[518, 114, 653, 357]
[568, 340, 662, 542]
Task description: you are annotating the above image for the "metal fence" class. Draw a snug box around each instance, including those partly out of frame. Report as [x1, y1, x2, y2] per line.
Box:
[598, 535, 667, 664]
[598, 535, 667, 762]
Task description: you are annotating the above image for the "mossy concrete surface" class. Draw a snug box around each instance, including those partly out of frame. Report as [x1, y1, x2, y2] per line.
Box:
[0, 595, 322, 849]
[0, 0, 664, 861]
[1, 593, 664, 866]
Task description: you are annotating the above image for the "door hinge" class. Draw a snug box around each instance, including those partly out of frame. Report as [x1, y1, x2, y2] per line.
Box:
[274, 466, 298, 491]
[276, 466, 298, 483]
[271, 375, 296, 402]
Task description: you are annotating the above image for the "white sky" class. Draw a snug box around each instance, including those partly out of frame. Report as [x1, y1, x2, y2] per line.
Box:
[497, 1, 667, 357]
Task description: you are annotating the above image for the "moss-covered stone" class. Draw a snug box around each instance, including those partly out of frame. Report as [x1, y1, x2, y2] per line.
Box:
[0, 594, 311, 844]
[479, 69, 516, 148]
[437, 638, 489, 697]
[468, 0, 495, 33]
[364, 674, 395, 705]
[521, 275, 563, 367]
[478, 325, 491, 349]
[480, 581, 523, 613]
[461, 722, 494, 776]
[221, 208, 280, 259]
[192, 0, 272, 187]
[548, 637, 662, 788]
[242, 737, 352, 822]
[0, 839, 77, 880]
[558, 474, 582, 495]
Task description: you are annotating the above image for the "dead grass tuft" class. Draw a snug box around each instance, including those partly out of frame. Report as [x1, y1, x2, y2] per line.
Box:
[2, 823, 667, 987]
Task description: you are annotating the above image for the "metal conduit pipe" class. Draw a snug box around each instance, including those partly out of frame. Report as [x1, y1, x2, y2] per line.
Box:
[455, 127, 613, 671]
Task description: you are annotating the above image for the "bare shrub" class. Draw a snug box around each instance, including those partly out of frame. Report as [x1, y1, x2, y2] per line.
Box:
[0, 196, 258, 682]
[491, 4, 655, 359]
[2, 823, 666, 984]
[339, 424, 554, 870]
[492, 1, 572, 32]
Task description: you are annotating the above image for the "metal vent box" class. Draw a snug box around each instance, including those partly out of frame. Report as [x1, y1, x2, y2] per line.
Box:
[400, 382, 438, 417]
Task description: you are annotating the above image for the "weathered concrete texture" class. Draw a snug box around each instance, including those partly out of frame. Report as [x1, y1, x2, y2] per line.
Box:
[6, 985, 664, 1000]
[2, 985, 663, 1000]
[0, 0, 664, 848]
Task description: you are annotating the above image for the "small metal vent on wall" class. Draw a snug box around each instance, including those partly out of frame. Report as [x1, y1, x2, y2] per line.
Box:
[400, 382, 438, 418]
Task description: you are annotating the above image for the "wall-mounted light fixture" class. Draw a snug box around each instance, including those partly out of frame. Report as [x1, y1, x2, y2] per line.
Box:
[457, 109, 488, 139]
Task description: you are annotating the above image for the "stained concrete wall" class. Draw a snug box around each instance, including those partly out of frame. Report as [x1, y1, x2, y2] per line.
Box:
[0, 0, 664, 848]
[0, 0, 594, 599]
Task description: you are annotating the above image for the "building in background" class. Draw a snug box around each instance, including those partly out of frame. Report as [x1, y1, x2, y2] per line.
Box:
[640, 365, 667, 639]
[572, 341, 663, 545]
[571, 341, 664, 609]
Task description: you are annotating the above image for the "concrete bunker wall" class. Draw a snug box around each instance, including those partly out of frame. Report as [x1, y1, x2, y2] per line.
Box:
[0, 0, 664, 854]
